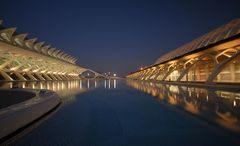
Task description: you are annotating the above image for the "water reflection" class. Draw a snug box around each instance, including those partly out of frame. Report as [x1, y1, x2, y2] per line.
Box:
[102, 79, 117, 89]
[0, 79, 118, 104]
[0, 79, 120, 144]
[127, 80, 240, 133]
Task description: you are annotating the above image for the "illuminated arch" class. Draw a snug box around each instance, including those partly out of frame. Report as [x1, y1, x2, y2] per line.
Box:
[181, 54, 216, 82]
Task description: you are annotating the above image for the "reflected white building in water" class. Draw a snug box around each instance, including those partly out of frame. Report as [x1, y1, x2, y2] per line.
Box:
[0, 79, 118, 101]
[0, 80, 105, 103]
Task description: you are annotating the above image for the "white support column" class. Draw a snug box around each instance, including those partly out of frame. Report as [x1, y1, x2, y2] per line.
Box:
[143, 69, 153, 80]
[63, 75, 70, 80]
[0, 71, 13, 81]
[58, 74, 65, 80]
[42, 74, 52, 80]
[14, 72, 27, 81]
[66, 75, 73, 80]
[144, 69, 155, 80]
[35, 73, 45, 80]
[148, 67, 160, 80]
[58, 74, 66, 80]
[177, 61, 196, 82]
[207, 52, 240, 84]
[26, 72, 37, 81]
[53, 74, 62, 80]
[49, 74, 58, 80]
[162, 64, 177, 81]
[139, 70, 149, 80]
[153, 68, 162, 80]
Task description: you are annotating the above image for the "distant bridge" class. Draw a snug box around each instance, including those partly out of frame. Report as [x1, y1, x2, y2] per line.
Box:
[127, 19, 240, 85]
[0, 20, 104, 81]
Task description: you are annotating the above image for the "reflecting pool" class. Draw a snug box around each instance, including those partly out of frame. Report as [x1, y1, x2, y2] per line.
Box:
[127, 80, 240, 133]
[2, 79, 240, 146]
[0, 80, 100, 105]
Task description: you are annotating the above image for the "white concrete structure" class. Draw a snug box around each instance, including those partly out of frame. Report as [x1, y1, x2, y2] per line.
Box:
[0, 20, 88, 81]
[127, 19, 240, 84]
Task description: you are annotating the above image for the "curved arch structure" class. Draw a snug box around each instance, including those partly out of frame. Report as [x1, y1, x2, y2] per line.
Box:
[0, 20, 89, 81]
[127, 18, 240, 85]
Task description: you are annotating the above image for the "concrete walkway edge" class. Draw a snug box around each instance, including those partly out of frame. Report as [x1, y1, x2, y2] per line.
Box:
[0, 89, 61, 140]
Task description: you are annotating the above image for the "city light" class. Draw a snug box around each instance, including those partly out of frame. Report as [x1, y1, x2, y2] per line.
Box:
[113, 73, 116, 77]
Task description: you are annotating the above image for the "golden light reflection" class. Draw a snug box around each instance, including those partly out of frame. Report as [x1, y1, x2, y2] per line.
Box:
[104, 80, 107, 88]
[95, 81, 97, 88]
[79, 80, 82, 89]
[127, 79, 240, 133]
[114, 79, 116, 89]
[87, 79, 90, 89]
[0, 80, 102, 104]
[108, 80, 111, 89]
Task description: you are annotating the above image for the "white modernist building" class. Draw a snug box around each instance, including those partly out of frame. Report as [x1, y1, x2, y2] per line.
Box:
[127, 19, 240, 84]
[0, 20, 88, 81]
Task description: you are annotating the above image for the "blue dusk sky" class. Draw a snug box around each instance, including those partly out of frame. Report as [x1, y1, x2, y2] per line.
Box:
[1, 0, 240, 76]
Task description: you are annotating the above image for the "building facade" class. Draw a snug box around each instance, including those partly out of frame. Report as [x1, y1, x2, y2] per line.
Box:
[0, 20, 87, 81]
[127, 19, 240, 84]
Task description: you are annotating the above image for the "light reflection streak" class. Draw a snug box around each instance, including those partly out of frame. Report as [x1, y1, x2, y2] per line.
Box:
[0, 80, 104, 104]
[127, 80, 240, 133]
[114, 79, 116, 89]
[87, 79, 90, 89]
[104, 80, 107, 88]
[95, 81, 97, 88]
[79, 80, 82, 89]
[22, 82, 25, 88]
[40, 83, 43, 89]
[108, 80, 111, 89]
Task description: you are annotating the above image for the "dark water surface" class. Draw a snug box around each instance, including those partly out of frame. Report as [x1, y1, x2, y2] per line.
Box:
[2, 79, 240, 146]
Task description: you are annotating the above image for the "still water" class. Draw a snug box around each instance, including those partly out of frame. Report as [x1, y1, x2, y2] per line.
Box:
[2, 79, 240, 146]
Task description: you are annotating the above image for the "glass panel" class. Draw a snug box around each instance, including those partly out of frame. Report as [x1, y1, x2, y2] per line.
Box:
[214, 54, 240, 83]
[186, 57, 215, 82]
[165, 64, 184, 81]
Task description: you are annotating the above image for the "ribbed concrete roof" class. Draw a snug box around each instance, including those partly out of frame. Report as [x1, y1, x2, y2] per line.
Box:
[0, 20, 78, 65]
[154, 18, 240, 65]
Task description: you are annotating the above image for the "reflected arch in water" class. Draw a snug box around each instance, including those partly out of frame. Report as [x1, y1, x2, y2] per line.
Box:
[127, 80, 240, 133]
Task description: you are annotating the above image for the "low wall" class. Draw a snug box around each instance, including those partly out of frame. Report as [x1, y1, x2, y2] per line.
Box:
[0, 89, 60, 140]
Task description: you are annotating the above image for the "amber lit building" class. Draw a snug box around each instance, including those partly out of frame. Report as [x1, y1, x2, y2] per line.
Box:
[127, 19, 240, 84]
